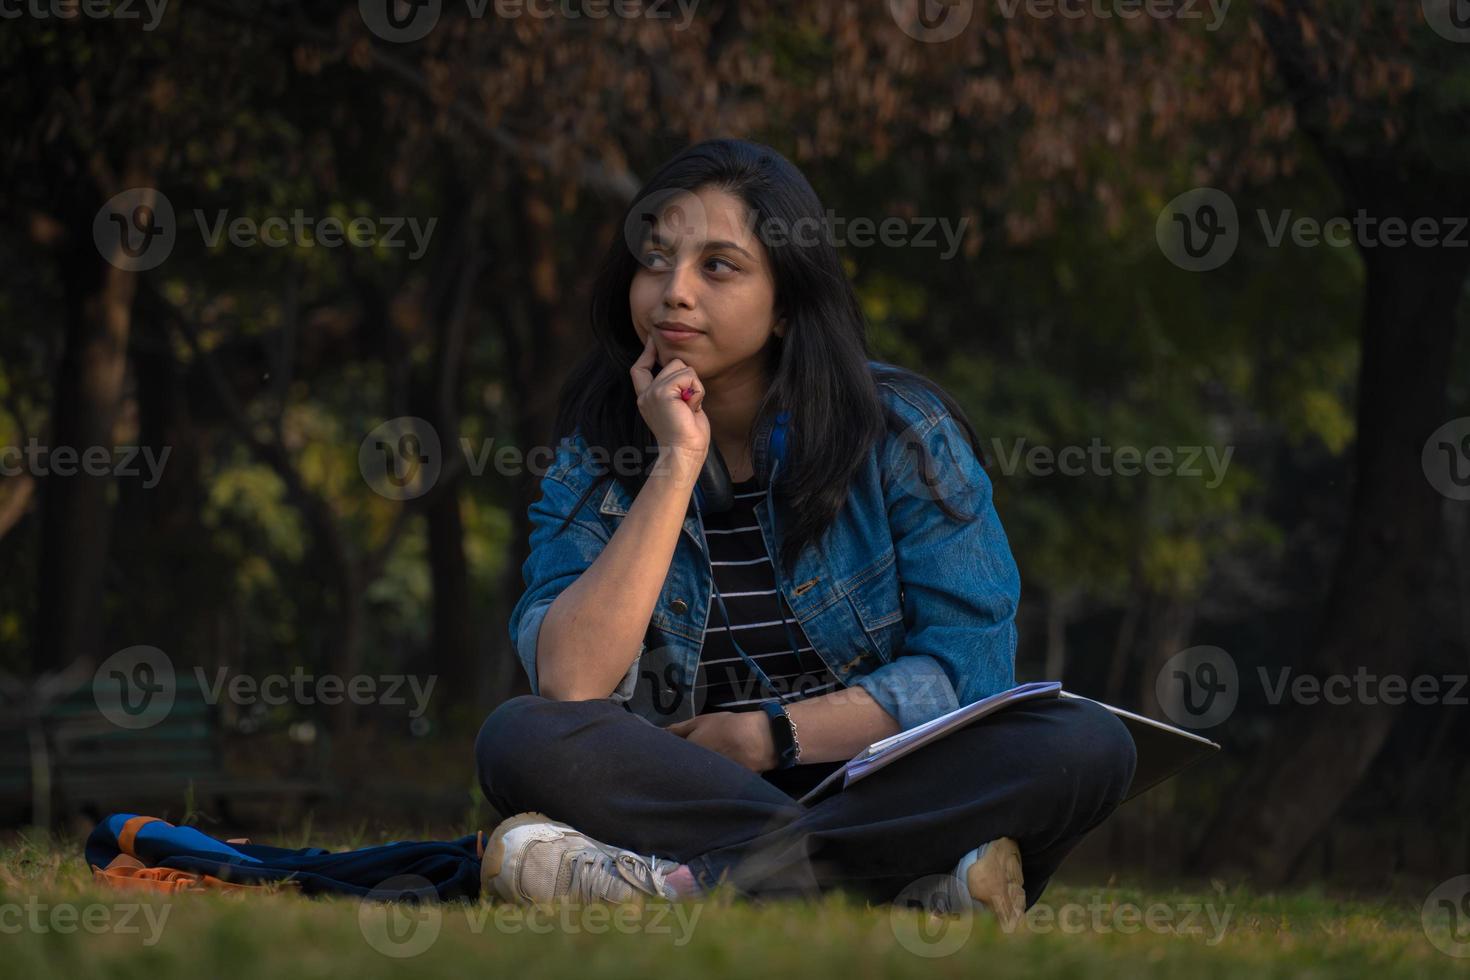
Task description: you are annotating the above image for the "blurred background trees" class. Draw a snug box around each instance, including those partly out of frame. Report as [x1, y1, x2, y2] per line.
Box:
[1, 1, 1465, 883]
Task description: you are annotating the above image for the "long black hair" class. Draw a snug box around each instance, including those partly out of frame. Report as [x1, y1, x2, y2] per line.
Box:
[549, 137, 986, 579]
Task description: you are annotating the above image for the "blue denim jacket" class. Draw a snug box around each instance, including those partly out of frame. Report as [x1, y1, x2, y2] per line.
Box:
[507, 362, 1021, 733]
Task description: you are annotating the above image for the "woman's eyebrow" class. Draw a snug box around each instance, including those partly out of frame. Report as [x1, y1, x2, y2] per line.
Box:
[705, 239, 756, 260]
[645, 228, 756, 261]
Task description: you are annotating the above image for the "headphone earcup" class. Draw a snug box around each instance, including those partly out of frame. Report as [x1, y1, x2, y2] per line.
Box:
[763, 410, 791, 488]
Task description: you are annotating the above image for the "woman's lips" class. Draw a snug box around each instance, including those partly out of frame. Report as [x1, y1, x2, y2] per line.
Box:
[655, 325, 702, 342]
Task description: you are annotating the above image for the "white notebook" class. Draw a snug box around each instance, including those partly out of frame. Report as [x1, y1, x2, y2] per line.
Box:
[795, 681, 1218, 807]
[796, 681, 1063, 805]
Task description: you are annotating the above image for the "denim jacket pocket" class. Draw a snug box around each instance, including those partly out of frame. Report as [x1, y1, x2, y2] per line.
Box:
[843, 549, 905, 668]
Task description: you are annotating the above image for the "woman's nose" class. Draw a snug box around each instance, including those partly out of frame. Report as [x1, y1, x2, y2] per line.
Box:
[661, 258, 698, 310]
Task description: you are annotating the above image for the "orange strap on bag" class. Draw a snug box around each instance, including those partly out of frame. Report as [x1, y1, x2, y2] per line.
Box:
[117, 815, 166, 859]
[91, 852, 302, 896]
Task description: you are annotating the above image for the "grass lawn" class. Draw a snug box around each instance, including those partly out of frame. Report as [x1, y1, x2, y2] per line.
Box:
[1, 828, 1465, 978]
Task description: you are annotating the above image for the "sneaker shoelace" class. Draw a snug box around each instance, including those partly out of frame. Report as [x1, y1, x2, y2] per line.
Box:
[565, 847, 675, 905]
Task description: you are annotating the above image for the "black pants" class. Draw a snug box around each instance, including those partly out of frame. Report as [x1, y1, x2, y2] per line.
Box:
[474, 694, 1136, 907]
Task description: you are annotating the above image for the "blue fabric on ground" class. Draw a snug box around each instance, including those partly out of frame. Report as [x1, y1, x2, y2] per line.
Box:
[85, 813, 484, 899]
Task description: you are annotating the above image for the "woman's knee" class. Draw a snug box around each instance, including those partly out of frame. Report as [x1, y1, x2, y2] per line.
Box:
[474, 694, 556, 795]
[1054, 698, 1137, 808]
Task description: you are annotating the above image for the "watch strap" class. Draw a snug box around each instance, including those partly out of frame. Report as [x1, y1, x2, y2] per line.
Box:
[760, 700, 800, 769]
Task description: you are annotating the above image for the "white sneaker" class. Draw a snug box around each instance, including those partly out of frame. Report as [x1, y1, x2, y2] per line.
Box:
[903, 837, 1025, 930]
[483, 811, 683, 907]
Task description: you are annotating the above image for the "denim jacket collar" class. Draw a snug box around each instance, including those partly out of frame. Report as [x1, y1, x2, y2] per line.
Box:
[595, 411, 780, 553]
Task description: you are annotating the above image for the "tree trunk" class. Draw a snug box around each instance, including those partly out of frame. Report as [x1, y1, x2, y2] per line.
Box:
[1191, 173, 1470, 881]
[411, 160, 479, 723]
[498, 172, 583, 702]
[1104, 579, 1144, 702]
[1137, 593, 1197, 720]
[35, 186, 143, 674]
[1043, 589, 1076, 682]
[311, 492, 364, 737]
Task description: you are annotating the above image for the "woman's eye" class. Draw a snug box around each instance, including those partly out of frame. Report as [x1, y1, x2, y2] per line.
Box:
[705, 256, 739, 274]
[641, 250, 671, 269]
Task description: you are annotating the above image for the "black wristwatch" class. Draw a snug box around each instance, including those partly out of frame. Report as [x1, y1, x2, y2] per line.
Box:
[760, 700, 801, 769]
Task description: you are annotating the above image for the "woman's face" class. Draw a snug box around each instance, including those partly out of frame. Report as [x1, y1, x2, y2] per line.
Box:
[628, 185, 783, 382]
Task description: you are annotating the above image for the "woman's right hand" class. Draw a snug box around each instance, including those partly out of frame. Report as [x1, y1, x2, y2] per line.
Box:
[631, 332, 710, 460]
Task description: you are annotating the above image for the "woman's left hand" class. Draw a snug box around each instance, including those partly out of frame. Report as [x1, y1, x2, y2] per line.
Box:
[666, 711, 775, 772]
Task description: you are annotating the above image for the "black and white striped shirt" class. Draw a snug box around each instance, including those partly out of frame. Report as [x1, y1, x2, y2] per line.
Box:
[693, 476, 844, 715]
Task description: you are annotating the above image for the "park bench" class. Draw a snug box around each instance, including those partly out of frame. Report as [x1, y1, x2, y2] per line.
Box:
[0, 668, 336, 829]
